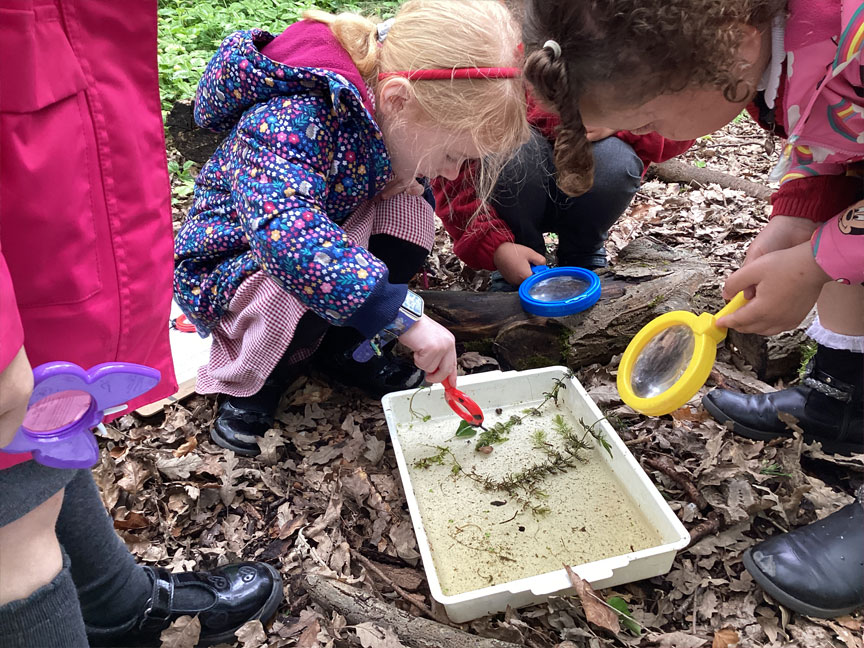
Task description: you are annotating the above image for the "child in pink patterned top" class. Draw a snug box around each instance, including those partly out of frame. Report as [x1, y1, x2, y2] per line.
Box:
[519, 0, 862, 620]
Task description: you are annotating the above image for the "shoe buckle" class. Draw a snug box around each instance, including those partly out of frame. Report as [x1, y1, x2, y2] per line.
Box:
[142, 601, 173, 624]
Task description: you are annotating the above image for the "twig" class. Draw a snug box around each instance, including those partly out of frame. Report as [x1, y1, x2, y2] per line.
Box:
[643, 456, 709, 511]
[686, 511, 722, 547]
[649, 159, 773, 200]
[624, 435, 652, 447]
[305, 574, 523, 648]
[350, 547, 435, 618]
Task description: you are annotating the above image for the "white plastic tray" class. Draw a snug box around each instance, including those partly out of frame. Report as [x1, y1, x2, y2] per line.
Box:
[382, 366, 689, 623]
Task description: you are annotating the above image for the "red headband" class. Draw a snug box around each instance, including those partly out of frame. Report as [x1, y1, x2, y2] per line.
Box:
[378, 67, 522, 81]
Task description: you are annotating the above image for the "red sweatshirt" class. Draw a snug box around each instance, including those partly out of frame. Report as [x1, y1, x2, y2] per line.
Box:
[433, 97, 694, 271]
[746, 75, 863, 223]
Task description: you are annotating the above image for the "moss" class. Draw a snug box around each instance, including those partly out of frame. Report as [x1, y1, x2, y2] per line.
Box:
[798, 339, 818, 378]
[648, 293, 666, 308]
[463, 339, 495, 355]
[519, 354, 557, 370]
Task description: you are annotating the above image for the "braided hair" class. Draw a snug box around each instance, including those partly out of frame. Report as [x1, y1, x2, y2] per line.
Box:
[522, 0, 787, 196]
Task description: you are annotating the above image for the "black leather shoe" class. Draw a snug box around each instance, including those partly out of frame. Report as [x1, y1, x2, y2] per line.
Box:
[317, 346, 424, 399]
[743, 498, 864, 618]
[87, 562, 283, 647]
[702, 351, 863, 455]
[211, 379, 288, 456]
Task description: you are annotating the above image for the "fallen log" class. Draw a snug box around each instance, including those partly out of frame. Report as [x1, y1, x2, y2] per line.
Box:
[420, 237, 714, 370]
[648, 159, 773, 201]
[727, 310, 815, 382]
[304, 574, 522, 648]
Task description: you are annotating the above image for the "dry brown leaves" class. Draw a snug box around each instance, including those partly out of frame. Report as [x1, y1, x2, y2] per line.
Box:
[113, 116, 864, 647]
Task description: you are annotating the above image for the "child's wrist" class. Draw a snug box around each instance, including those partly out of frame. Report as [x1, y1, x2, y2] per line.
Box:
[352, 291, 424, 361]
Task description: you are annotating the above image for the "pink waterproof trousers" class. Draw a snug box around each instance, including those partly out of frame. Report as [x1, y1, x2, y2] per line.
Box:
[0, 0, 177, 468]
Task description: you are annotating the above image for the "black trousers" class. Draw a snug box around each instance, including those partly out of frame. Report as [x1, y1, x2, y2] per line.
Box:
[491, 129, 644, 268]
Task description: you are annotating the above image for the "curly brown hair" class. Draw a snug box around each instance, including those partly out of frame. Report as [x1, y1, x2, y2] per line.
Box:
[522, 0, 787, 196]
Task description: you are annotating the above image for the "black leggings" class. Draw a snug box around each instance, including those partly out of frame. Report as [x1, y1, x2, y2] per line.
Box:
[491, 129, 644, 267]
[285, 233, 431, 365]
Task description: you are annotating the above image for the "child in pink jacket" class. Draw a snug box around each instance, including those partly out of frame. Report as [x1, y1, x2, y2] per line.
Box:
[520, 0, 863, 621]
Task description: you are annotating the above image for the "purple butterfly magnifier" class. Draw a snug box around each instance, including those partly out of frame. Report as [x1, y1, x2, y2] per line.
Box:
[1, 362, 160, 469]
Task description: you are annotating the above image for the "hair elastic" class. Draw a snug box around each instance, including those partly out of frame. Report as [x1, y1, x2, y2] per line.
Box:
[543, 39, 562, 60]
[376, 18, 395, 43]
[377, 67, 521, 81]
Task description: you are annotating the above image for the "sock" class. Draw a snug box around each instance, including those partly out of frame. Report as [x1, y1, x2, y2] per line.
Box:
[806, 316, 864, 354]
[0, 550, 88, 648]
[55, 470, 152, 630]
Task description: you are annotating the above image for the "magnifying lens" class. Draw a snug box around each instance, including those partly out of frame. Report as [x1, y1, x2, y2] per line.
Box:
[518, 265, 601, 317]
[617, 292, 748, 416]
[0, 362, 160, 468]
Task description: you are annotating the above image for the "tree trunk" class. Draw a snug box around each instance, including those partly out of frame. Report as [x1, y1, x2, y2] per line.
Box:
[420, 238, 714, 370]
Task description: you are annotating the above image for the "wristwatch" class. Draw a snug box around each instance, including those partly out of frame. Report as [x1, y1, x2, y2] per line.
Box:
[352, 290, 424, 362]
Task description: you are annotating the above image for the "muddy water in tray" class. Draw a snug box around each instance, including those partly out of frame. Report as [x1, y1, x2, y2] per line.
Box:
[397, 403, 662, 596]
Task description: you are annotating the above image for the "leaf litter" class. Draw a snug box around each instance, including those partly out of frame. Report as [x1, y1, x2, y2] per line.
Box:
[96, 115, 864, 647]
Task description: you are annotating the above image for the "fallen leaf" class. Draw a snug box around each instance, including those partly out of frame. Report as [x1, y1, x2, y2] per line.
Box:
[354, 622, 407, 648]
[173, 436, 198, 458]
[234, 619, 267, 648]
[671, 407, 709, 423]
[652, 631, 708, 648]
[712, 627, 739, 648]
[363, 436, 386, 464]
[564, 565, 619, 635]
[388, 518, 420, 563]
[808, 617, 863, 648]
[159, 615, 200, 648]
[220, 450, 238, 507]
[257, 428, 286, 465]
[607, 595, 641, 636]
[458, 351, 498, 371]
[117, 459, 152, 494]
[296, 618, 320, 648]
[156, 454, 203, 480]
[113, 511, 150, 530]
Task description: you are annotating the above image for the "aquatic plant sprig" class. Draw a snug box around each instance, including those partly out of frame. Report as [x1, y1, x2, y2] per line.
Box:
[460, 370, 576, 451]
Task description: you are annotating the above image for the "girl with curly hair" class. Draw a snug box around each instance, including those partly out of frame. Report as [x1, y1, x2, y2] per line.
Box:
[520, 0, 863, 620]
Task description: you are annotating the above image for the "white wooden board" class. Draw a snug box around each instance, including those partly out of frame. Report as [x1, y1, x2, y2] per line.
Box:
[135, 301, 211, 417]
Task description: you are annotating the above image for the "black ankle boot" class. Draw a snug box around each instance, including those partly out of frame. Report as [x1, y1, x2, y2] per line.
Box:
[316, 345, 424, 399]
[702, 346, 863, 454]
[743, 494, 864, 618]
[86, 562, 283, 646]
[211, 378, 289, 456]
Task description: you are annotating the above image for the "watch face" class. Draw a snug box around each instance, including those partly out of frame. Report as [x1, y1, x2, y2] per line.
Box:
[402, 290, 424, 318]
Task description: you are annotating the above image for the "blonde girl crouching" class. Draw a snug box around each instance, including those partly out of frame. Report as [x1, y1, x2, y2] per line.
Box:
[174, 0, 529, 455]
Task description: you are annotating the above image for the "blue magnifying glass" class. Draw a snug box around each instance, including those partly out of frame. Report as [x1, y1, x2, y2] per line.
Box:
[518, 265, 601, 317]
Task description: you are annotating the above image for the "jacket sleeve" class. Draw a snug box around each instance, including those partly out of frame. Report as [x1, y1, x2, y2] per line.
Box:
[615, 131, 695, 168]
[433, 165, 514, 271]
[811, 201, 864, 285]
[769, 173, 863, 223]
[229, 97, 405, 338]
[0, 252, 24, 372]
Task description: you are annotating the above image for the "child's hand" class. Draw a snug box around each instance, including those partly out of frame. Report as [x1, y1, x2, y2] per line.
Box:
[743, 215, 817, 265]
[717, 242, 830, 335]
[0, 346, 33, 449]
[585, 126, 616, 142]
[398, 315, 457, 384]
[493, 243, 547, 285]
[377, 177, 426, 201]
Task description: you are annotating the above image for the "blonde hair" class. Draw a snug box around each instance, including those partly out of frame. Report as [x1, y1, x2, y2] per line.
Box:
[304, 0, 529, 204]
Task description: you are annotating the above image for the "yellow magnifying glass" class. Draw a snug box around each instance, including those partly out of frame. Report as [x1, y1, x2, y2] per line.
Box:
[617, 292, 748, 416]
